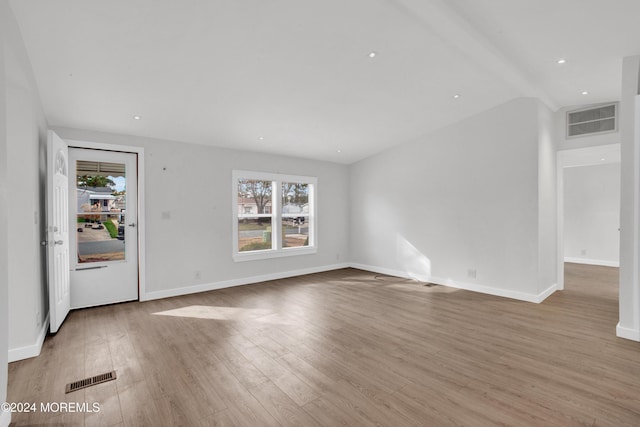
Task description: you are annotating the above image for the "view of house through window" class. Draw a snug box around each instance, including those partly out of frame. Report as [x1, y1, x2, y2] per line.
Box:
[282, 182, 309, 248]
[234, 171, 316, 259]
[237, 179, 273, 252]
[76, 161, 127, 263]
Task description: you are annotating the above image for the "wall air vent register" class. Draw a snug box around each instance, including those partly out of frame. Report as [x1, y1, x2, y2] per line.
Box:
[567, 103, 617, 138]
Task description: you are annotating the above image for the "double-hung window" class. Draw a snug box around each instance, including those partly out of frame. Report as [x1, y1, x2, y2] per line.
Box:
[233, 170, 317, 261]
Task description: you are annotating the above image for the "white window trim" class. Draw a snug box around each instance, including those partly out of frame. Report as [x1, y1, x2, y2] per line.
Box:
[232, 170, 317, 262]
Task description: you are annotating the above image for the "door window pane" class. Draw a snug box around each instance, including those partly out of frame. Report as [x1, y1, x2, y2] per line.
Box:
[76, 162, 126, 263]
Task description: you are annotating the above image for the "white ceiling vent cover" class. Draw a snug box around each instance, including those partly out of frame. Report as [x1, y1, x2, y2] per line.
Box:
[567, 103, 617, 138]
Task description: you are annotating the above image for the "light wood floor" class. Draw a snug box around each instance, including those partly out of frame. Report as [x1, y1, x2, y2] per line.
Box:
[7, 264, 640, 426]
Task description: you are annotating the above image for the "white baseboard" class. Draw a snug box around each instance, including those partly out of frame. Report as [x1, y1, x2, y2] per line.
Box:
[143, 263, 350, 301]
[536, 283, 559, 303]
[8, 312, 49, 363]
[0, 409, 11, 427]
[350, 263, 557, 303]
[616, 323, 640, 341]
[564, 257, 619, 267]
[349, 263, 428, 282]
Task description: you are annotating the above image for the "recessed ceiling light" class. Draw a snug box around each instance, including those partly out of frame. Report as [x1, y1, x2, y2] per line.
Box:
[581, 91, 589, 95]
[453, 94, 461, 99]
[368, 52, 377, 58]
[258, 136, 265, 140]
[601, 158, 606, 161]
[133, 115, 141, 120]
[336, 149, 342, 153]
[557, 59, 566, 64]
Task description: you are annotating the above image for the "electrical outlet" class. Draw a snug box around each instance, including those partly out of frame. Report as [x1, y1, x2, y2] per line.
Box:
[581, 249, 587, 256]
[336, 253, 340, 261]
[195, 270, 201, 280]
[36, 311, 41, 328]
[467, 268, 477, 279]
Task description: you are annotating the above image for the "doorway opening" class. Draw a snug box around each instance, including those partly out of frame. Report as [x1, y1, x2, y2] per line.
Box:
[69, 147, 139, 309]
[557, 144, 621, 293]
[46, 133, 146, 333]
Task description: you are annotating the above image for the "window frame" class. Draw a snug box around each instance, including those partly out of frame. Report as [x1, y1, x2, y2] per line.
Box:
[232, 170, 317, 262]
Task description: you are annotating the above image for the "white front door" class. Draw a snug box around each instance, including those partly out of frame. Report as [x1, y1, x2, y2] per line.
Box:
[69, 148, 139, 308]
[47, 131, 71, 333]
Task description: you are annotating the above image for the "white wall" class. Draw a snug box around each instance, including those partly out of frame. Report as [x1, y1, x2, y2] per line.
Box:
[52, 127, 350, 299]
[618, 55, 640, 341]
[563, 163, 620, 266]
[0, 2, 10, 425]
[350, 97, 557, 302]
[3, 0, 48, 364]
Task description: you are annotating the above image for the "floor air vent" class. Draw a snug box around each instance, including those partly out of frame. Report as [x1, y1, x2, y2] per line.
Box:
[65, 370, 117, 393]
[567, 103, 617, 137]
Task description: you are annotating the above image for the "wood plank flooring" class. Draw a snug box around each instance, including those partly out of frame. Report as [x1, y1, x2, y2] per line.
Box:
[7, 264, 640, 426]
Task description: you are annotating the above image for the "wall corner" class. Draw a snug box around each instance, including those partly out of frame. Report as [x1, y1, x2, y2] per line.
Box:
[0, 1, 11, 424]
[618, 55, 640, 341]
[537, 100, 559, 294]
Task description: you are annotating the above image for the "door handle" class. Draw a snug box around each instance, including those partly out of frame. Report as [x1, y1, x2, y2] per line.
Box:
[128, 223, 136, 227]
[54, 240, 64, 245]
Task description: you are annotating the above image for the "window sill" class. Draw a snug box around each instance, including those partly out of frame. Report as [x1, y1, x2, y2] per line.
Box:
[233, 246, 317, 262]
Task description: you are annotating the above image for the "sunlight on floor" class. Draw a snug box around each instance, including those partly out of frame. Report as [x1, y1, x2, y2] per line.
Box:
[153, 305, 273, 320]
[386, 282, 460, 294]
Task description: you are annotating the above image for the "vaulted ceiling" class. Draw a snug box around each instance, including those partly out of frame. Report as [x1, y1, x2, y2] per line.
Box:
[9, 0, 640, 163]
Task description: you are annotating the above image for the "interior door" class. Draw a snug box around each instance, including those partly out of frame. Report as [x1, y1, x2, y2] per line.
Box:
[68, 148, 139, 308]
[46, 131, 71, 333]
